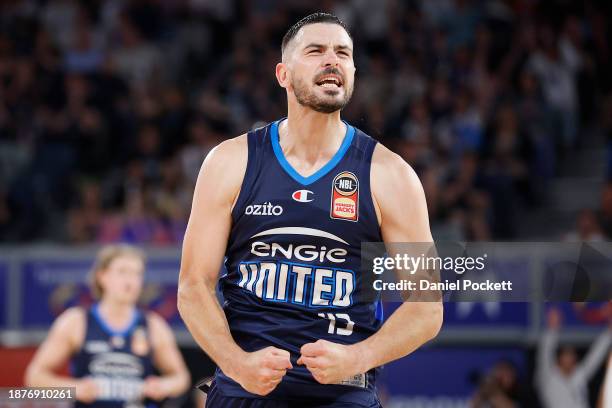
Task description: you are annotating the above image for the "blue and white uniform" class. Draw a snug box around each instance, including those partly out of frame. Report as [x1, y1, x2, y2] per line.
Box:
[210, 119, 383, 407]
[71, 304, 157, 408]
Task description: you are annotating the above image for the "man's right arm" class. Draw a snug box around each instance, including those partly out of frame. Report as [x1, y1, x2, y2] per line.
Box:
[177, 135, 292, 396]
[24, 308, 98, 403]
[536, 308, 560, 383]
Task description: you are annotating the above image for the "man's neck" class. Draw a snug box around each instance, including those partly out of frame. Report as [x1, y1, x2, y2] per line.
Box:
[98, 299, 134, 325]
[280, 104, 346, 166]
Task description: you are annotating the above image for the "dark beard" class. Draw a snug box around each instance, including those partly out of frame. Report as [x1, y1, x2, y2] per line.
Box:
[292, 76, 353, 113]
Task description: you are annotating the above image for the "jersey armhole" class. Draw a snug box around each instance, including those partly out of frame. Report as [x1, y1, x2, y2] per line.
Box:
[230, 130, 258, 220]
[142, 311, 157, 357]
[71, 306, 88, 356]
[365, 139, 383, 230]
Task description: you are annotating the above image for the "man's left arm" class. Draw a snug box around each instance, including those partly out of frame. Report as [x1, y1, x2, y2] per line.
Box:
[142, 313, 191, 401]
[573, 326, 611, 383]
[298, 145, 443, 384]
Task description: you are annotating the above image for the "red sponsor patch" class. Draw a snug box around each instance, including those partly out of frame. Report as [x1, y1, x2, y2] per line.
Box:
[330, 171, 358, 221]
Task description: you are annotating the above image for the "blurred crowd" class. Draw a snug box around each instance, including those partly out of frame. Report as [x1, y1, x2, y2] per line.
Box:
[0, 0, 611, 244]
[471, 304, 611, 408]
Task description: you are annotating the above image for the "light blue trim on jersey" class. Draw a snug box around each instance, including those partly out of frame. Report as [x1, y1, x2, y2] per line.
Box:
[375, 299, 384, 321]
[271, 118, 355, 186]
[92, 303, 139, 337]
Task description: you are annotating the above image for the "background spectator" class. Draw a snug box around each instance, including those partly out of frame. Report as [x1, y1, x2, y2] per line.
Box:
[536, 307, 611, 408]
[0, 0, 610, 246]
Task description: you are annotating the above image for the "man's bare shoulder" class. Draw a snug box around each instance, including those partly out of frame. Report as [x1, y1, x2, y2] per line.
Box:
[371, 142, 421, 191]
[194, 134, 248, 207]
[370, 141, 432, 241]
[56, 306, 86, 327]
[51, 307, 86, 347]
[145, 311, 174, 346]
[204, 134, 248, 171]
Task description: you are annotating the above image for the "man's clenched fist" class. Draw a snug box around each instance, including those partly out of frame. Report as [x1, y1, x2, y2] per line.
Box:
[232, 346, 292, 396]
[75, 377, 98, 403]
[298, 339, 363, 384]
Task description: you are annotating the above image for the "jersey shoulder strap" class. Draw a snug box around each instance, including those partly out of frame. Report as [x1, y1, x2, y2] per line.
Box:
[349, 127, 378, 162]
[231, 124, 272, 219]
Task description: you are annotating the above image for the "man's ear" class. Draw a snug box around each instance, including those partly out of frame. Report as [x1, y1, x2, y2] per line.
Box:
[275, 62, 290, 89]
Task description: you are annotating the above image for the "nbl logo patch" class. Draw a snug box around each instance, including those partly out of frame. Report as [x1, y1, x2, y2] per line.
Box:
[330, 171, 358, 222]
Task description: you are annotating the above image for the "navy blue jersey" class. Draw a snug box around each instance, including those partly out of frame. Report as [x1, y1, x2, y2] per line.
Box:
[71, 304, 157, 408]
[218, 119, 383, 406]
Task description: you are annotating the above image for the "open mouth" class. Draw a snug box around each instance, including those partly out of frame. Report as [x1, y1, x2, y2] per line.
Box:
[315, 75, 343, 89]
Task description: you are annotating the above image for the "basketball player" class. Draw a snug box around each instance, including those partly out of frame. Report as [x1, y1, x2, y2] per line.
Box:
[25, 244, 190, 407]
[178, 13, 443, 407]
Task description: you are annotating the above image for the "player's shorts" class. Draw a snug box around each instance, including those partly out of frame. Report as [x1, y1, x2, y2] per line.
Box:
[204, 380, 383, 408]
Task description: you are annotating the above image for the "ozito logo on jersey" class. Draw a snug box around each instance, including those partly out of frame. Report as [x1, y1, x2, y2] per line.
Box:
[292, 189, 314, 203]
[330, 171, 359, 222]
[245, 202, 283, 216]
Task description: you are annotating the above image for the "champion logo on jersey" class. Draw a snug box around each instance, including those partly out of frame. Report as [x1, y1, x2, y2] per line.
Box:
[245, 202, 284, 216]
[330, 172, 359, 222]
[292, 189, 314, 202]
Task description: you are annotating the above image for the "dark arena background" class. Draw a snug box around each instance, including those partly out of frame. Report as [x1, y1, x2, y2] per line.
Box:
[1, 0, 612, 407]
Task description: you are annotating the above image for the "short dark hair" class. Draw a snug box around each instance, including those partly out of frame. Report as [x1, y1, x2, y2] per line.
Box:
[281, 12, 352, 54]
